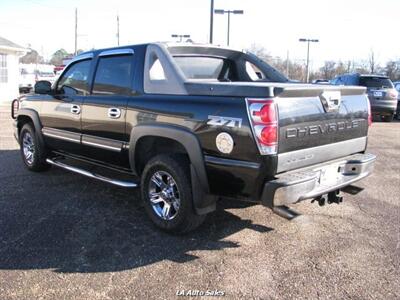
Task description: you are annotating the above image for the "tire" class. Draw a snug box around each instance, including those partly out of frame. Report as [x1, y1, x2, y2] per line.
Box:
[19, 123, 50, 172]
[141, 154, 206, 234]
[381, 114, 394, 122]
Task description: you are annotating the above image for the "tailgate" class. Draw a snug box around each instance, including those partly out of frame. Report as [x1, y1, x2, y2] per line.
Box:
[275, 85, 369, 173]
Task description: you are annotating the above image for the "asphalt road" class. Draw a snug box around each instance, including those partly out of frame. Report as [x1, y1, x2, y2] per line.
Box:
[0, 103, 399, 300]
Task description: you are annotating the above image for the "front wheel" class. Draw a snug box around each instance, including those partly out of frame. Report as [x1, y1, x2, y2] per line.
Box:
[141, 154, 206, 234]
[19, 123, 50, 172]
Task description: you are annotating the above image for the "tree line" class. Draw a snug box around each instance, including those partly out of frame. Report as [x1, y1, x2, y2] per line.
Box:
[19, 48, 84, 66]
[247, 44, 400, 82]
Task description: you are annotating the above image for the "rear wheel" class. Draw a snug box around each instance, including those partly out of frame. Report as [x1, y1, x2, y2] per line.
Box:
[141, 154, 206, 234]
[381, 114, 394, 122]
[19, 123, 50, 172]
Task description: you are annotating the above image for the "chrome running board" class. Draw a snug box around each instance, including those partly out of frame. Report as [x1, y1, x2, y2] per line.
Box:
[46, 158, 138, 188]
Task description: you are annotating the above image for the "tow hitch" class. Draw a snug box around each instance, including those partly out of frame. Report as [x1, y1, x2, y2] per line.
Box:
[312, 190, 343, 206]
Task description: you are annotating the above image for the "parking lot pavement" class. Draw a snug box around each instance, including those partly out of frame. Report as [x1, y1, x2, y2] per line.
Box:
[0, 105, 399, 300]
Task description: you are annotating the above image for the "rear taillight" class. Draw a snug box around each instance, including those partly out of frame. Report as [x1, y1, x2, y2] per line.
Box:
[367, 97, 372, 127]
[247, 99, 278, 155]
[388, 89, 398, 99]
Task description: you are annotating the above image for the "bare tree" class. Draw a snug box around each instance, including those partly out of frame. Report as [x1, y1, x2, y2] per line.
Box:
[385, 60, 400, 81]
[320, 61, 336, 79]
[247, 43, 271, 62]
[354, 60, 369, 74]
[368, 49, 377, 74]
[346, 60, 353, 73]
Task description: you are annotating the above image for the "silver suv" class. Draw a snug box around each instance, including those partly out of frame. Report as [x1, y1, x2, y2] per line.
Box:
[332, 74, 398, 122]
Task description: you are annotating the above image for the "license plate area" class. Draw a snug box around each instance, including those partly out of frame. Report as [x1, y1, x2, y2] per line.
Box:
[317, 164, 341, 185]
[373, 91, 383, 97]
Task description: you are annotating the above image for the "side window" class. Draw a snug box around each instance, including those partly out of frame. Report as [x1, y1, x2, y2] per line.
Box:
[149, 58, 166, 81]
[245, 61, 265, 81]
[92, 55, 134, 96]
[57, 60, 91, 96]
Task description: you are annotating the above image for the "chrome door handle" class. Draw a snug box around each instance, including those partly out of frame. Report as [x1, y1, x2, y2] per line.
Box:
[108, 107, 121, 119]
[71, 104, 81, 115]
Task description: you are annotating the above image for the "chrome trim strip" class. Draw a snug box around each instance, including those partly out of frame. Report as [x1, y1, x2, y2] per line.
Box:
[99, 49, 134, 57]
[70, 53, 94, 63]
[204, 155, 260, 169]
[81, 140, 121, 152]
[42, 128, 81, 143]
[43, 132, 80, 143]
[46, 158, 138, 188]
[277, 137, 368, 173]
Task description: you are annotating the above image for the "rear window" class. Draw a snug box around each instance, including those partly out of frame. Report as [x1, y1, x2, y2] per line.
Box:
[359, 77, 394, 89]
[173, 56, 224, 79]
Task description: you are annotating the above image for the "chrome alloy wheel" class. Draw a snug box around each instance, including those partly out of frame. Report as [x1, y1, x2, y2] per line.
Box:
[148, 171, 180, 220]
[22, 132, 35, 165]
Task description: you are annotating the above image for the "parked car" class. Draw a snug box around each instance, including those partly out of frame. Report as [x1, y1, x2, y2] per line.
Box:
[332, 73, 398, 122]
[11, 43, 376, 233]
[393, 81, 400, 119]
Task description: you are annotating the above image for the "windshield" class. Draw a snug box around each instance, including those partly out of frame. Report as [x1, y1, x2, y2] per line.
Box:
[359, 77, 394, 89]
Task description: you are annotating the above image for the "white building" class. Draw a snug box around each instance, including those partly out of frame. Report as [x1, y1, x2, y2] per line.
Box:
[0, 36, 27, 103]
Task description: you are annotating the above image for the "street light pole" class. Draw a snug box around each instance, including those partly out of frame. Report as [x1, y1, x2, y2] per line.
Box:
[227, 11, 230, 46]
[299, 38, 319, 83]
[209, 0, 214, 44]
[215, 9, 243, 47]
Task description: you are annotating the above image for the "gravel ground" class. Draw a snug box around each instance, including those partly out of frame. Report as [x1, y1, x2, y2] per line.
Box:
[0, 104, 399, 300]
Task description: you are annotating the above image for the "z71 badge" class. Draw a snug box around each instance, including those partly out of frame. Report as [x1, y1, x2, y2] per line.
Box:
[207, 115, 242, 128]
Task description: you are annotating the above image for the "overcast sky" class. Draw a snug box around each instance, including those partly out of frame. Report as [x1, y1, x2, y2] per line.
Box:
[1, 0, 399, 69]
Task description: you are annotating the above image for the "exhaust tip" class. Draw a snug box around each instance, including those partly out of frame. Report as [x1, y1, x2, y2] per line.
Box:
[272, 205, 300, 220]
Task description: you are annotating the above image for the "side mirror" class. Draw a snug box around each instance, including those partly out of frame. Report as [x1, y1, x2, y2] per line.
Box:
[34, 80, 52, 94]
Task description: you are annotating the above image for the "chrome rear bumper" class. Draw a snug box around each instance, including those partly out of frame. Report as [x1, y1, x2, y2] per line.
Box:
[261, 153, 376, 207]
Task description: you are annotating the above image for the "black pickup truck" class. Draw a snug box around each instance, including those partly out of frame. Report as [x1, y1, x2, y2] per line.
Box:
[11, 43, 376, 233]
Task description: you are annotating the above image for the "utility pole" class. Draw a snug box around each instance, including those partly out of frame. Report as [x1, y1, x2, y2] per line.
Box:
[117, 14, 120, 46]
[74, 8, 78, 56]
[299, 38, 319, 83]
[209, 0, 214, 44]
[227, 11, 230, 46]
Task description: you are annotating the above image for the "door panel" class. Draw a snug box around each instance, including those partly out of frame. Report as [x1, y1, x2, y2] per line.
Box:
[80, 51, 135, 168]
[81, 96, 127, 141]
[80, 96, 128, 166]
[41, 58, 92, 154]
